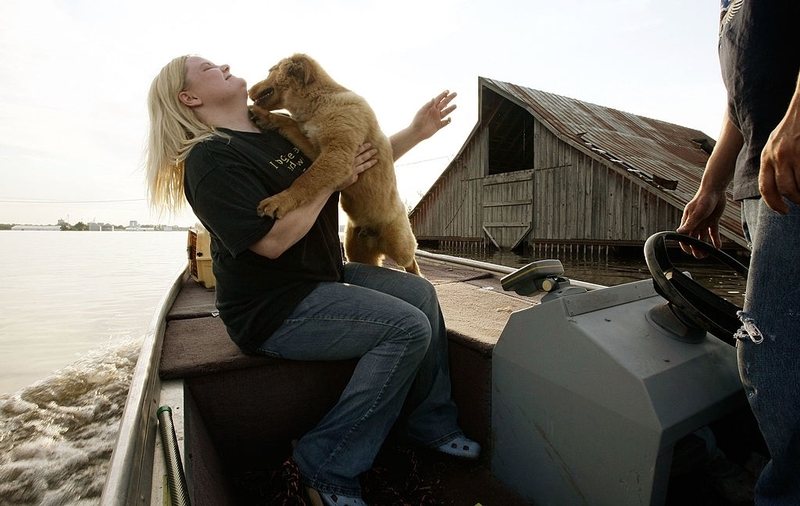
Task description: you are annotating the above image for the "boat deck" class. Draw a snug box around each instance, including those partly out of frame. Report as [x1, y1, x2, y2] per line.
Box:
[158, 256, 539, 505]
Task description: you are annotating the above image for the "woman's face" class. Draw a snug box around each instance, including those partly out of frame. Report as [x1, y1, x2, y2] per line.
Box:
[181, 56, 247, 106]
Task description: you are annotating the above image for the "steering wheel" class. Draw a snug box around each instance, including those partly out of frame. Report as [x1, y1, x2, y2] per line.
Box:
[644, 232, 748, 344]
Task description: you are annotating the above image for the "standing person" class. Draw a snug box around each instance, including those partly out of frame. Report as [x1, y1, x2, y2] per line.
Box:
[146, 55, 480, 506]
[677, 1, 800, 503]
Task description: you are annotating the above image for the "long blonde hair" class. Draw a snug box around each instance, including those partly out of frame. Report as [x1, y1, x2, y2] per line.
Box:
[145, 55, 222, 215]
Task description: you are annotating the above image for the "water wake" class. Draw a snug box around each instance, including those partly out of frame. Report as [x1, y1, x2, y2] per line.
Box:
[0, 337, 142, 505]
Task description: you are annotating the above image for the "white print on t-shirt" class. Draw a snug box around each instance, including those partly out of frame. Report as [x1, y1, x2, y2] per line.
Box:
[267, 146, 309, 172]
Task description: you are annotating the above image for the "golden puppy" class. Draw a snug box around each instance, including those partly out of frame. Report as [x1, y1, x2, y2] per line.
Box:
[248, 53, 420, 275]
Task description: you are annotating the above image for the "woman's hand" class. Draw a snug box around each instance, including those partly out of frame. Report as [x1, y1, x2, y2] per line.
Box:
[409, 90, 458, 142]
[390, 90, 458, 161]
[336, 143, 378, 191]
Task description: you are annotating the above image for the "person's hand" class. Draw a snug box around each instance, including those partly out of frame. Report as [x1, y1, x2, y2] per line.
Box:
[676, 111, 741, 258]
[409, 90, 457, 142]
[336, 143, 377, 191]
[676, 189, 727, 258]
[389, 91, 458, 161]
[759, 100, 800, 214]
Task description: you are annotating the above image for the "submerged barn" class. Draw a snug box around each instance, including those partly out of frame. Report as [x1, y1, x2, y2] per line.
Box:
[409, 78, 747, 253]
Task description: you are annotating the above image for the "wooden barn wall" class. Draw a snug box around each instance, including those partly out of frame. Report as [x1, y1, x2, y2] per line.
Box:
[410, 130, 487, 240]
[410, 120, 684, 249]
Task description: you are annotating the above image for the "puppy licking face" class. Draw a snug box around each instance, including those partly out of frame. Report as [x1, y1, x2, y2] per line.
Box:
[248, 56, 318, 115]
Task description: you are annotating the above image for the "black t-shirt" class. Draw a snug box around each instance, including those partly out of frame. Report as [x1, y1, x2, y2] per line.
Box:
[184, 128, 343, 353]
[718, 0, 800, 200]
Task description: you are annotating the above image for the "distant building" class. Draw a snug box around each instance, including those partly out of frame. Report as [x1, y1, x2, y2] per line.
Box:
[11, 225, 61, 231]
[87, 222, 115, 231]
[127, 220, 155, 231]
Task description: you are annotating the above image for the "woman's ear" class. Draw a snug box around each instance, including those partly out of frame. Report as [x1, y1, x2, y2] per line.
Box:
[178, 91, 202, 107]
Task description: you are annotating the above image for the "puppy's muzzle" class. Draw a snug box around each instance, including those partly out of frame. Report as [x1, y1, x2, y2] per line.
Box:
[249, 86, 275, 106]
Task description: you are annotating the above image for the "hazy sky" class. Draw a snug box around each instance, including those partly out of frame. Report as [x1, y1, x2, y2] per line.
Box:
[0, 0, 726, 227]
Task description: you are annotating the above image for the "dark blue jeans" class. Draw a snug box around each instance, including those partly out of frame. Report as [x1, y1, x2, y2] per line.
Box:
[257, 262, 462, 497]
[738, 199, 800, 505]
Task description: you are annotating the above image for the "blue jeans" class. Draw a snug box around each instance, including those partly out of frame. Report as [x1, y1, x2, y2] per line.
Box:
[257, 262, 462, 497]
[738, 198, 800, 505]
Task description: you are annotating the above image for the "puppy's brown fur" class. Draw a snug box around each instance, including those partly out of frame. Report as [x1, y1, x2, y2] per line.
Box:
[248, 53, 420, 275]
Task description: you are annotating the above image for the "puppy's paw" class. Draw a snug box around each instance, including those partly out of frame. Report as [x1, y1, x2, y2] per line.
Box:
[257, 197, 282, 219]
[248, 112, 270, 133]
[257, 194, 297, 219]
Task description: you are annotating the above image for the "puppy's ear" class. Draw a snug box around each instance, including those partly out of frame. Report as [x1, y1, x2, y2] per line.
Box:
[287, 55, 316, 87]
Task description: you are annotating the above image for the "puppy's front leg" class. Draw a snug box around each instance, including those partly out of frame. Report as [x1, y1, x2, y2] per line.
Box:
[249, 109, 326, 219]
[257, 143, 356, 218]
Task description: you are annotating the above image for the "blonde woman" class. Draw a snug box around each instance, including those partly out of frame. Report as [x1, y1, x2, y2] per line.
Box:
[146, 55, 478, 506]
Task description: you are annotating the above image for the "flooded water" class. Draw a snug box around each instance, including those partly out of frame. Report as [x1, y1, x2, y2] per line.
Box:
[0, 231, 187, 505]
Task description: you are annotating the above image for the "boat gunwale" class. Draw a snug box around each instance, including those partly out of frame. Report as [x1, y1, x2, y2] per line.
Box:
[101, 264, 189, 505]
[415, 249, 605, 290]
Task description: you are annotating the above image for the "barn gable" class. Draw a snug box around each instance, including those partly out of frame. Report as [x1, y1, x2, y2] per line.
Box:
[409, 77, 746, 251]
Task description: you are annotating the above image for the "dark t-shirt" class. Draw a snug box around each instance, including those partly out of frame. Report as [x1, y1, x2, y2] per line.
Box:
[184, 128, 343, 353]
[718, 0, 800, 200]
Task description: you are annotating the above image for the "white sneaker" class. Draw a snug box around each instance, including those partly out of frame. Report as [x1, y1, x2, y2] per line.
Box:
[307, 487, 369, 506]
[436, 436, 481, 459]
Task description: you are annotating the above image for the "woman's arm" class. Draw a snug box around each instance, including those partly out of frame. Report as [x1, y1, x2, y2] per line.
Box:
[249, 144, 377, 258]
[249, 189, 334, 259]
[390, 91, 457, 161]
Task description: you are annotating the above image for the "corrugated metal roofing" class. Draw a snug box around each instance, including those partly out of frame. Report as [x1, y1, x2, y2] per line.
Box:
[478, 77, 746, 247]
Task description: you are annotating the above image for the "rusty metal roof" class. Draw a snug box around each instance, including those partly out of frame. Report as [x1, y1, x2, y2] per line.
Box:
[478, 77, 746, 248]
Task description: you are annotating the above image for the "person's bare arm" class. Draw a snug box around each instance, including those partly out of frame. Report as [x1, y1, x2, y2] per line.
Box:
[677, 111, 743, 257]
[760, 71, 800, 214]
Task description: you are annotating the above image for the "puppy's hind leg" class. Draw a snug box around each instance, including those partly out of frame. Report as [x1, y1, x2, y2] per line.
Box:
[402, 257, 421, 276]
[381, 219, 421, 276]
[343, 222, 384, 267]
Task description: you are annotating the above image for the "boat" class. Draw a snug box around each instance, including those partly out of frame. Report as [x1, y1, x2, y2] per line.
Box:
[100, 231, 765, 506]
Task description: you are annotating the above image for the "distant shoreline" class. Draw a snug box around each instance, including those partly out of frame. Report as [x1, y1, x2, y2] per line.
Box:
[3, 225, 192, 231]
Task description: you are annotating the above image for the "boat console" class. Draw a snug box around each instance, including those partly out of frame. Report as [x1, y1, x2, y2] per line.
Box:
[491, 232, 751, 506]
